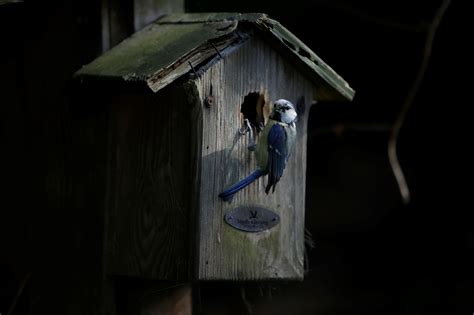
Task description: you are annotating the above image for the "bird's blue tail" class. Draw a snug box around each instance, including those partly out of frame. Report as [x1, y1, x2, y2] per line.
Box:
[219, 169, 264, 201]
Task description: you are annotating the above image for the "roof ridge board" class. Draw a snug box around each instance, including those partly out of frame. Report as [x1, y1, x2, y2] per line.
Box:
[156, 12, 267, 25]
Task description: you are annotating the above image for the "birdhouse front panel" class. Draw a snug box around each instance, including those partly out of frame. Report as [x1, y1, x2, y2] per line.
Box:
[194, 37, 315, 280]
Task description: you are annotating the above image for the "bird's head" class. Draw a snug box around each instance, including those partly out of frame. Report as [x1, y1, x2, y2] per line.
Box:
[270, 99, 297, 124]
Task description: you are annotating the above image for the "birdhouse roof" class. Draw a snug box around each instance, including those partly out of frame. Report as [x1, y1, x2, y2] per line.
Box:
[75, 13, 354, 101]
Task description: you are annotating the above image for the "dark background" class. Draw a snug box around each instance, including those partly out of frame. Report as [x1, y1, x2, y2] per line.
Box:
[1, 0, 471, 314]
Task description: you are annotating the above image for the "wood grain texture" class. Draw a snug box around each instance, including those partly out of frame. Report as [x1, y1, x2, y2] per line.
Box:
[194, 37, 315, 280]
[254, 17, 354, 101]
[105, 85, 196, 280]
[79, 20, 239, 92]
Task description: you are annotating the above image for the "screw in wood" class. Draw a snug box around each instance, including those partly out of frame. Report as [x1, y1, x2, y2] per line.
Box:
[205, 96, 214, 108]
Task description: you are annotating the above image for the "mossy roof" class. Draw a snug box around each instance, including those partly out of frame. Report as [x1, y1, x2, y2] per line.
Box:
[75, 13, 354, 101]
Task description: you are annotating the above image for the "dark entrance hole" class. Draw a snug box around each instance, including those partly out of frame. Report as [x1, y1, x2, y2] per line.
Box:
[241, 92, 265, 132]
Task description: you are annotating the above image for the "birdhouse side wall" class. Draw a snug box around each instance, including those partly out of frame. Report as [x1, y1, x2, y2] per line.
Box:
[104, 85, 200, 281]
[194, 37, 315, 280]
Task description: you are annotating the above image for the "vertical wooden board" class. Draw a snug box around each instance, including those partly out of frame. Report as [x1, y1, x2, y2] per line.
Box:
[105, 86, 194, 280]
[194, 38, 314, 280]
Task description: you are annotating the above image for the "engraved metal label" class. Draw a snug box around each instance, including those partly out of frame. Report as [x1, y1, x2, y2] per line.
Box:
[224, 206, 280, 232]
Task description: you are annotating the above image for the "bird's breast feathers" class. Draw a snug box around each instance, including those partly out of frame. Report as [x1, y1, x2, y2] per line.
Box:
[256, 120, 296, 170]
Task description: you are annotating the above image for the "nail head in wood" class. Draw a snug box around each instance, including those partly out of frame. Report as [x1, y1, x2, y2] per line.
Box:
[205, 96, 214, 108]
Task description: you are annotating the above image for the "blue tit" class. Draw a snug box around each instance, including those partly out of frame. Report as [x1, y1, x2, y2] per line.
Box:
[219, 99, 297, 201]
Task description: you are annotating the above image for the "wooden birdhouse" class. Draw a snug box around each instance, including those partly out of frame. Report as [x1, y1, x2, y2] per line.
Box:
[74, 13, 354, 282]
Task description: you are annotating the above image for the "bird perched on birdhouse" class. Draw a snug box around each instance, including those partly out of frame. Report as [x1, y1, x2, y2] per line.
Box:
[219, 99, 297, 200]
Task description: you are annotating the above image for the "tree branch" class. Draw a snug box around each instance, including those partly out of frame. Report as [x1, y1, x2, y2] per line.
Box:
[388, 0, 451, 205]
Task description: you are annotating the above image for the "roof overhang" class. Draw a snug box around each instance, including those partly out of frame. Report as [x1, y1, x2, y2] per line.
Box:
[75, 13, 354, 101]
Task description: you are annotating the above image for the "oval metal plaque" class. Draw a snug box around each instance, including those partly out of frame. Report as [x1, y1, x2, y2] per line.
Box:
[224, 206, 280, 232]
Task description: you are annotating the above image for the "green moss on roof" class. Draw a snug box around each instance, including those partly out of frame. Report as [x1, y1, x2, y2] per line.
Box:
[76, 21, 236, 81]
[75, 13, 354, 101]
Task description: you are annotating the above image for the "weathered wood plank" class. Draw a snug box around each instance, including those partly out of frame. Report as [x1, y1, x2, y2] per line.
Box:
[194, 37, 314, 280]
[254, 17, 355, 101]
[157, 12, 265, 24]
[105, 85, 194, 280]
[80, 20, 239, 87]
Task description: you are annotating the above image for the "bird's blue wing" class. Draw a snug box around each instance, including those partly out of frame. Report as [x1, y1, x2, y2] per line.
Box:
[266, 124, 288, 194]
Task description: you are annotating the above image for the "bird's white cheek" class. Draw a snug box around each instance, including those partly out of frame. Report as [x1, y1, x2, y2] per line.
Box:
[283, 111, 297, 124]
